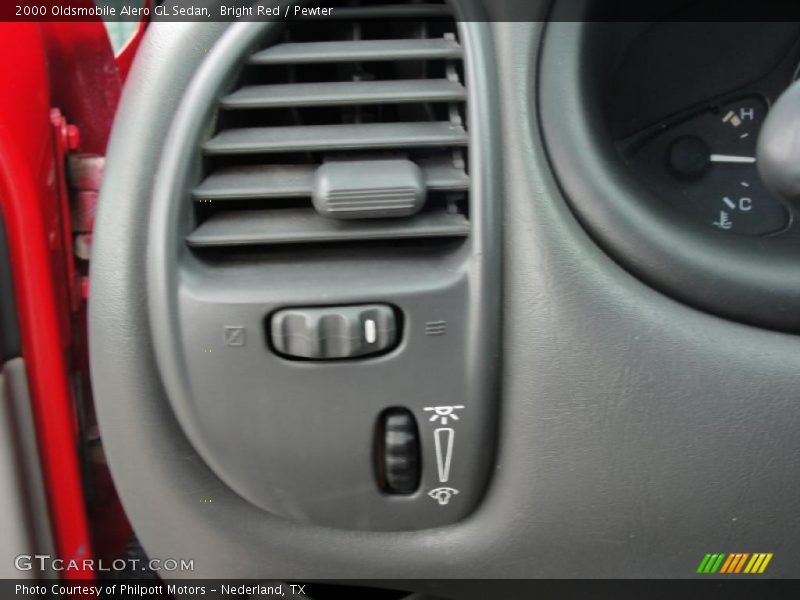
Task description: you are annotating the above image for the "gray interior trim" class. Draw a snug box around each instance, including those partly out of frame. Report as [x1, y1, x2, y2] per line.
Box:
[249, 38, 463, 64]
[185, 209, 470, 246]
[143, 4, 499, 530]
[203, 121, 469, 155]
[0, 359, 55, 578]
[220, 79, 466, 109]
[193, 159, 469, 201]
[90, 15, 800, 581]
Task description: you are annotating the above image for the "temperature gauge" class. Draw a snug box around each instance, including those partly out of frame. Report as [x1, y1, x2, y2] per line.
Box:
[625, 97, 789, 236]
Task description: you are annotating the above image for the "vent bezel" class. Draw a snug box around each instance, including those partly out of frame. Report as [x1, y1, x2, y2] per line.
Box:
[145, 11, 500, 532]
[188, 11, 473, 253]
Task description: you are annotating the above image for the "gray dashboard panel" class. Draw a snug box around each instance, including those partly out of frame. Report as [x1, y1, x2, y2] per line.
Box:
[89, 17, 800, 582]
[144, 17, 500, 531]
[539, 18, 800, 334]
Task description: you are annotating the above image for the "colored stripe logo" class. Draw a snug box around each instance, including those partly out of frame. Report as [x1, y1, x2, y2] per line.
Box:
[696, 553, 773, 574]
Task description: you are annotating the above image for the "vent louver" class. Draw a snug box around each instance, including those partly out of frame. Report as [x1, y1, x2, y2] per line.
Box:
[187, 2, 470, 250]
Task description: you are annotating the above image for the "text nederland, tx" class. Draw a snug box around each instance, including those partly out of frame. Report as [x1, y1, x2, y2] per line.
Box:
[16, 583, 309, 597]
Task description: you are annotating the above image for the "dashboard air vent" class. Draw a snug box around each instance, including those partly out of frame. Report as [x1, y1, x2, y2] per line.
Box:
[187, 2, 470, 249]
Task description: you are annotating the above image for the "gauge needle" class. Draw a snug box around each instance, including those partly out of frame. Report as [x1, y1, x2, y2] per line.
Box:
[709, 154, 757, 164]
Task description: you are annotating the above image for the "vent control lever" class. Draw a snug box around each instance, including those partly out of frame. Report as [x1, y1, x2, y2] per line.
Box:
[312, 160, 426, 219]
[270, 304, 398, 360]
